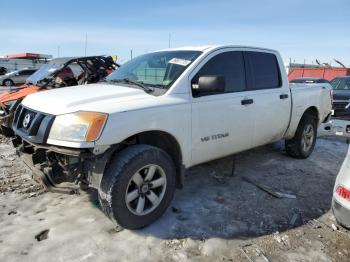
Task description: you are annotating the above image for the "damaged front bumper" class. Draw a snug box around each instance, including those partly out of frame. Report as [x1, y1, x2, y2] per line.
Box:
[11, 104, 115, 193]
[14, 137, 114, 194]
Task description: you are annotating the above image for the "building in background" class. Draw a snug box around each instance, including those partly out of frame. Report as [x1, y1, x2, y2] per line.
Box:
[0, 53, 52, 73]
[287, 61, 350, 81]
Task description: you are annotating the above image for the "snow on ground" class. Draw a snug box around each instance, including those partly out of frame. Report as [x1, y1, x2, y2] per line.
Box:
[0, 136, 350, 261]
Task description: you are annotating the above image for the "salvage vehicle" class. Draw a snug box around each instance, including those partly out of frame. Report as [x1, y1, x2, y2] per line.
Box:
[0, 56, 118, 136]
[330, 76, 350, 119]
[12, 45, 332, 229]
[0, 68, 37, 86]
[332, 146, 350, 229]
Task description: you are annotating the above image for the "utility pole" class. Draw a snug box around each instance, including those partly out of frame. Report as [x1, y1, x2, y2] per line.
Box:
[168, 33, 171, 48]
[130, 49, 133, 60]
[84, 33, 88, 56]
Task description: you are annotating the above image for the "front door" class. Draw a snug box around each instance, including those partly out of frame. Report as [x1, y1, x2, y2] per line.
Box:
[190, 50, 254, 166]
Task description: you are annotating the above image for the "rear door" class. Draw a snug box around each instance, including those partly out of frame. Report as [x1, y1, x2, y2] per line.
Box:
[190, 49, 254, 165]
[244, 51, 291, 146]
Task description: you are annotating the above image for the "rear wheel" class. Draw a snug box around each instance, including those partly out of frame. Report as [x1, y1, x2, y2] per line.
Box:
[98, 144, 176, 229]
[285, 113, 317, 159]
[3, 79, 14, 86]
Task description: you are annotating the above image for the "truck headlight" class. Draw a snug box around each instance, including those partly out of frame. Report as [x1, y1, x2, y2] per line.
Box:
[48, 112, 108, 142]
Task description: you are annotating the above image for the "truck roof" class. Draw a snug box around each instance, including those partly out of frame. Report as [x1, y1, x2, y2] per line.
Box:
[157, 45, 277, 53]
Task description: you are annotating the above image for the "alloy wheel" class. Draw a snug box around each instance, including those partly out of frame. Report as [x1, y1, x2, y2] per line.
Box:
[125, 164, 167, 216]
[301, 124, 314, 153]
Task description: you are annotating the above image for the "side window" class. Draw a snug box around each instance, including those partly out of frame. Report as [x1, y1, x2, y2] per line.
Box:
[18, 70, 29, 75]
[192, 51, 246, 97]
[20, 70, 35, 75]
[246, 52, 281, 90]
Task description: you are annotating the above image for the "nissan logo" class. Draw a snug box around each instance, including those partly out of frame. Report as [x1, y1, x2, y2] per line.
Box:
[23, 114, 32, 129]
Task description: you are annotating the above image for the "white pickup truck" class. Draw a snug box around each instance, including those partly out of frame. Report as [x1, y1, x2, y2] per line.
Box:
[12, 45, 332, 229]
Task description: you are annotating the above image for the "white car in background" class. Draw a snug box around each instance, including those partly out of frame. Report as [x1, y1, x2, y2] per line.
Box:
[333, 147, 350, 228]
[0, 68, 37, 86]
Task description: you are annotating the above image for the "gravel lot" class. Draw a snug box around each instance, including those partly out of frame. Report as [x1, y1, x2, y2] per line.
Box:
[0, 135, 350, 262]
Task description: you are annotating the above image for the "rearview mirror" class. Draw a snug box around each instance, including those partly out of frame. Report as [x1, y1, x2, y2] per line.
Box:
[193, 75, 225, 96]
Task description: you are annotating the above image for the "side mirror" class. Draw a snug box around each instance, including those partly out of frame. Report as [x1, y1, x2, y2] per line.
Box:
[193, 75, 225, 96]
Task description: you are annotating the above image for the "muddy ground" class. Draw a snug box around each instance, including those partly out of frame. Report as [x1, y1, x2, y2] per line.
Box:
[0, 135, 350, 262]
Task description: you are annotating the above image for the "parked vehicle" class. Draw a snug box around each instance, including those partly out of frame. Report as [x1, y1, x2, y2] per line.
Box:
[0, 56, 118, 136]
[332, 146, 350, 229]
[12, 45, 332, 229]
[0, 68, 37, 86]
[330, 76, 350, 119]
[290, 77, 329, 84]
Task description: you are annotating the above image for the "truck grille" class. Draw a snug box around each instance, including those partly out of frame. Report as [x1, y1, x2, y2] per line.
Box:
[333, 102, 348, 110]
[12, 104, 54, 144]
[332, 101, 350, 117]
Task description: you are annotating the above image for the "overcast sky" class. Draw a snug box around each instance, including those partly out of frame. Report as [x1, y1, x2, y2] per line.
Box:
[1, 0, 349, 65]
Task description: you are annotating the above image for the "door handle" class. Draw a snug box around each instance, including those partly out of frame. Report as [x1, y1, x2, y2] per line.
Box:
[280, 94, 289, 99]
[241, 99, 254, 105]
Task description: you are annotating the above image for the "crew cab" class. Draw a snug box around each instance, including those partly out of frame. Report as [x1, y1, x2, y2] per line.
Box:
[12, 46, 332, 229]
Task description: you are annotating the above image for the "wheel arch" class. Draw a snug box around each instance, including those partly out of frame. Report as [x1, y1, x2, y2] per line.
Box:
[285, 106, 320, 140]
[302, 106, 320, 124]
[113, 130, 185, 188]
[2, 78, 13, 86]
[285, 106, 319, 159]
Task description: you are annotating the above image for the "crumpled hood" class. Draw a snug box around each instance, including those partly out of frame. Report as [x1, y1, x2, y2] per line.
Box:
[21, 83, 155, 115]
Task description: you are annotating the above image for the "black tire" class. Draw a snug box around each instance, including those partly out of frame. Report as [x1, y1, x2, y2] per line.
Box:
[2, 79, 14, 86]
[0, 125, 14, 137]
[79, 181, 90, 191]
[285, 113, 317, 159]
[98, 144, 176, 229]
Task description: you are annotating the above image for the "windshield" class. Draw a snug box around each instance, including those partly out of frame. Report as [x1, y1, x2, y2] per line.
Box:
[331, 78, 350, 90]
[26, 63, 63, 84]
[106, 50, 202, 92]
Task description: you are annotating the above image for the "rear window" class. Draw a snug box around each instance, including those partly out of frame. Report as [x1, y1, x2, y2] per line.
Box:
[246, 52, 281, 90]
[19, 69, 36, 75]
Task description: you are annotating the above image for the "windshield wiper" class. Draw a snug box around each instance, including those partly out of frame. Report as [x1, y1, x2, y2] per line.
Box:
[146, 83, 168, 89]
[109, 78, 154, 93]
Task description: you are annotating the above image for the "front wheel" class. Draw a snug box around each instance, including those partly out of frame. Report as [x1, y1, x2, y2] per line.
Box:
[3, 79, 14, 86]
[98, 144, 176, 229]
[285, 113, 317, 159]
